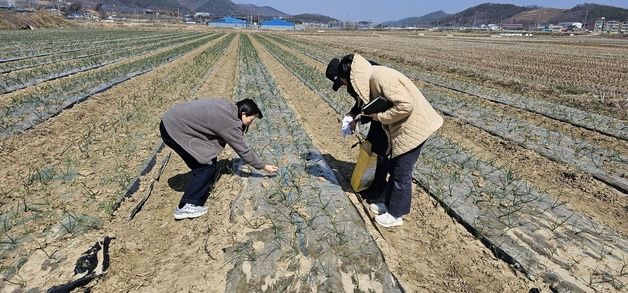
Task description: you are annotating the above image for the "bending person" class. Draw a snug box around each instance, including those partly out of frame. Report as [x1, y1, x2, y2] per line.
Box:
[160, 98, 278, 220]
[327, 56, 389, 200]
[326, 54, 443, 228]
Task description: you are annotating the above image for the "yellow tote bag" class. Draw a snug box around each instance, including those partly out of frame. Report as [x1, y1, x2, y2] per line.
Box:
[351, 141, 378, 192]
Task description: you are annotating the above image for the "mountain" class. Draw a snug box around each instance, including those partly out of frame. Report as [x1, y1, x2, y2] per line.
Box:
[78, 0, 188, 13]
[238, 4, 289, 17]
[548, 3, 628, 29]
[505, 4, 628, 28]
[505, 8, 565, 26]
[383, 3, 628, 28]
[382, 10, 449, 27]
[287, 13, 338, 24]
[382, 3, 533, 27]
[439, 3, 534, 26]
[68, 0, 289, 17]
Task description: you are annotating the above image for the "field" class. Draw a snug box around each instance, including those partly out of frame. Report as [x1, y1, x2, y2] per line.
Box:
[0, 27, 626, 292]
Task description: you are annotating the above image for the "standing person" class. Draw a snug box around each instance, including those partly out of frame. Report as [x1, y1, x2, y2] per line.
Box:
[160, 98, 278, 220]
[326, 54, 443, 228]
[327, 57, 389, 200]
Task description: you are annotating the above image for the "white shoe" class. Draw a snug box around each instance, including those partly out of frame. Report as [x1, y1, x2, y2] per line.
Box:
[375, 213, 403, 228]
[174, 203, 208, 220]
[369, 202, 388, 215]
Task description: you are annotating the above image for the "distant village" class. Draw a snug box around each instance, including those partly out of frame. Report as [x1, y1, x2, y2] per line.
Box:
[1, 0, 625, 33]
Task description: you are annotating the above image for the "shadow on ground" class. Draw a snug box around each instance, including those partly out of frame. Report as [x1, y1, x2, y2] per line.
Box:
[167, 158, 235, 192]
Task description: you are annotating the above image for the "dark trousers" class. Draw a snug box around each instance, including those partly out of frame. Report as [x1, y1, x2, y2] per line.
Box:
[384, 143, 424, 218]
[160, 122, 217, 207]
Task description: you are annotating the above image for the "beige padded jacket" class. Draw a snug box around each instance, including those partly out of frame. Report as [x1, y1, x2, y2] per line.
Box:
[350, 54, 443, 158]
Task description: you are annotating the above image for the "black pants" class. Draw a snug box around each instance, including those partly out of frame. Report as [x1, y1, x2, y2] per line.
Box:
[160, 122, 217, 207]
[384, 143, 424, 217]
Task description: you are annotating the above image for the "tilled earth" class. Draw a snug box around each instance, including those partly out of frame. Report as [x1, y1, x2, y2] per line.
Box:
[11, 30, 626, 292]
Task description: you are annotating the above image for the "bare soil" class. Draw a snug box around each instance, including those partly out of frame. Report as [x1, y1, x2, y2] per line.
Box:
[0, 34, 230, 291]
[0, 10, 74, 29]
[5, 30, 625, 293]
[250, 35, 540, 292]
[91, 33, 244, 292]
[264, 35, 628, 237]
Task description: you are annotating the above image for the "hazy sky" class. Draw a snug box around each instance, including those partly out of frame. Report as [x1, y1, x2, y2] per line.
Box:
[232, 1, 627, 23]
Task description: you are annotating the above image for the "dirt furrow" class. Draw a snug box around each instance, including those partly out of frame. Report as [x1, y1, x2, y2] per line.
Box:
[261, 34, 628, 237]
[251, 34, 538, 293]
[0, 34, 233, 291]
[193, 34, 240, 99]
[90, 33, 244, 292]
[6, 32, 244, 292]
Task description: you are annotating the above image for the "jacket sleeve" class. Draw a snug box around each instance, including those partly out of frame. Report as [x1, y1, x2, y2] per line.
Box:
[376, 77, 414, 125]
[220, 126, 266, 169]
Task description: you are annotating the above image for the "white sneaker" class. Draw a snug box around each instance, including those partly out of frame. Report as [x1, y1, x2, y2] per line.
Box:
[369, 202, 388, 215]
[174, 203, 208, 220]
[375, 213, 403, 228]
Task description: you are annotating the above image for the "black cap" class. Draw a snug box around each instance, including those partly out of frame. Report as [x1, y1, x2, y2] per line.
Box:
[326, 58, 343, 91]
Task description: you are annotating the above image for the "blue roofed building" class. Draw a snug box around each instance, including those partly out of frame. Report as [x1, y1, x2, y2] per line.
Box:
[207, 16, 247, 28]
[260, 18, 295, 30]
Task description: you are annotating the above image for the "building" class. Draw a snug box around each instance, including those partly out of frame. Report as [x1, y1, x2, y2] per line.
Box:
[207, 16, 247, 29]
[605, 20, 623, 33]
[594, 18, 624, 33]
[594, 18, 606, 32]
[557, 22, 583, 30]
[487, 24, 500, 31]
[260, 18, 295, 30]
[501, 23, 524, 30]
[0, 0, 15, 8]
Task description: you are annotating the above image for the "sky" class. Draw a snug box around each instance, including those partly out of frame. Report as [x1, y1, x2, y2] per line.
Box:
[232, 1, 627, 23]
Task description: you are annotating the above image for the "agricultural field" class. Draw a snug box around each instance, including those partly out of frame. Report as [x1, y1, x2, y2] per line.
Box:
[0, 27, 626, 292]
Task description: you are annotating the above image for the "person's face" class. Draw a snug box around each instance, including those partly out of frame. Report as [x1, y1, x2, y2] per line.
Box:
[241, 113, 257, 126]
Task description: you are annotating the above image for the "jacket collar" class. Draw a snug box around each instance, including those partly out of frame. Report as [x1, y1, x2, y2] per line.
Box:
[349, 53, 372, 104]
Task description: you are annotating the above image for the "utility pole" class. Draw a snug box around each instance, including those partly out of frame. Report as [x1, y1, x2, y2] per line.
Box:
[583, 10, 589, 31]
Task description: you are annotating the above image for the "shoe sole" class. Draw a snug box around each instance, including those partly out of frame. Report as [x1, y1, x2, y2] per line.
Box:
[375, 219, 403, 228]
[174, 210, 208, 220]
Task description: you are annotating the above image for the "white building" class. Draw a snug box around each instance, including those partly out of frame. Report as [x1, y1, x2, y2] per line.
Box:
[594, 18, 624, 33]
[557, 22, 583, 30]
[606, 20, 623, 33]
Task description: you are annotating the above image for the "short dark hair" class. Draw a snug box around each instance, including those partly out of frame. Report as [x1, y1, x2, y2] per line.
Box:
[338, 54, 354, 80]
[236, 98, 263, 119]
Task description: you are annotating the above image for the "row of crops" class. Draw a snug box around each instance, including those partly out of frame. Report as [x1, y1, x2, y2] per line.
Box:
[0, 29, 174, 61]
[221, 34, 401, 291]
[296, 34, 628, 110]
[0, 33, 235, 284]
[253, 34, 627, 292]
[0, 31, 190, 74]
[263, 35, 628, 194]
[268, 35, 627, 141]
[0, 31, 204, 93]
[0, 32, 222, 138]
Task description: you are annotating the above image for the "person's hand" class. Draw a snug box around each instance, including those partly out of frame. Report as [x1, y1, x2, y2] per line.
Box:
[349, 119, 357, 131]
[341, 115, 353, 136]
[263, 164, 279, 173]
